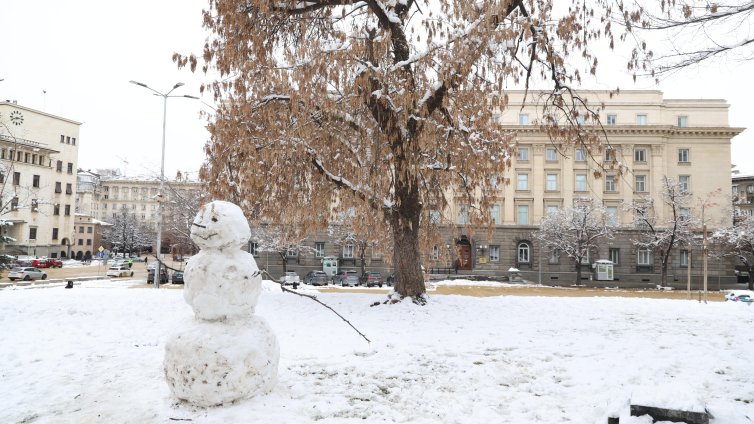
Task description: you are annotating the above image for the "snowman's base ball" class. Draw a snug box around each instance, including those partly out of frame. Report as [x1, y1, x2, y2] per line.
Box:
[164, 316, 279, 407]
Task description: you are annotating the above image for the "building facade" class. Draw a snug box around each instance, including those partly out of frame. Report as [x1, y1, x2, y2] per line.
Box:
[246, 91, 744, 285]
[0, 101, 80, 258]
[732, 174, 754, 220]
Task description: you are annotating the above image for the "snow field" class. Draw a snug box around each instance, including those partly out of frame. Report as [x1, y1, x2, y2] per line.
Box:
[1, 280, 753, 423]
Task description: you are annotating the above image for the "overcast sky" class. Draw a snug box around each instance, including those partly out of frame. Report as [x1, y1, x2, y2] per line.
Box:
[1, 1, 752, 179]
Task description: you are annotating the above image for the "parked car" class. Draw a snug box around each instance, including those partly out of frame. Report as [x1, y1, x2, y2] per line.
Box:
[303, 270, 329, 286]
[147, 268, 169, 284]
[333, 270, 359, 287]
[725, 290, 754, 302]
[280, 271, 300, 286]
[8, 267, 47, 281]
[106, 265, 134, 278]
[172, 271, 185, 284]
[360, 271, 384, 287]
[31, 258, 63, 268]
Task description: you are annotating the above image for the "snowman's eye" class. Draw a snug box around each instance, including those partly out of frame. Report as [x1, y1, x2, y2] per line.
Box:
[211, 217, 218, 222]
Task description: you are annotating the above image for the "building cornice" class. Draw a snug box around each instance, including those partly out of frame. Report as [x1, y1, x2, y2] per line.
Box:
[510, 125, 745, 138]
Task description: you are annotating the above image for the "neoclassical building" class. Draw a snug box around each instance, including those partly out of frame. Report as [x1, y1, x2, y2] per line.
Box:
[248, 91, 744, 284]
[431, 90, 742, 283]
[0, 101, 80, 258]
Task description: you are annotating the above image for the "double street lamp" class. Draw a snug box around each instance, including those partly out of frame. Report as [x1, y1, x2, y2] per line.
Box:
[129, 80, 198, 288]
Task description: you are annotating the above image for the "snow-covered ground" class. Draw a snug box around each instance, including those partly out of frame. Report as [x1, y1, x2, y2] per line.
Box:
[1, 280, 753, 423]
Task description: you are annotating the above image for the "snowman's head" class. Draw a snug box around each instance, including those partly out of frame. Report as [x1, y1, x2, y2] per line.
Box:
[190, 200, 251, 250]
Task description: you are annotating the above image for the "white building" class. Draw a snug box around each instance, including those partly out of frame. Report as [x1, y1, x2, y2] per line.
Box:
[0, 101, 80, 258]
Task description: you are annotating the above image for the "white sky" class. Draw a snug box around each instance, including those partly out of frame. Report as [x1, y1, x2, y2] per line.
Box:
[1, 1, 752, 178]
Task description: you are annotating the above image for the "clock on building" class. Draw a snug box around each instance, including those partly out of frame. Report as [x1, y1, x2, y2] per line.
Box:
[9, 110, 24, 126]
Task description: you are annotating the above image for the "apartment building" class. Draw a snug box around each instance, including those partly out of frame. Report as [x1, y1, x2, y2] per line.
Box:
[72, 214, 110, 260]
[0, 101, 80, 258]
[247, 91, 744, 284]
[432, 90, 742, 283]
[732, 175, 754, 220]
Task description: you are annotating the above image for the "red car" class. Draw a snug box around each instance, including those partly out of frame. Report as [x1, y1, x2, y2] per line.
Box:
[31, 258, 63, 268]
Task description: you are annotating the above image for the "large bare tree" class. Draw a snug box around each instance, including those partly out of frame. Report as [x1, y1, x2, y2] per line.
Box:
[179, 0, 617, 300]
[711, 215, 754, 291]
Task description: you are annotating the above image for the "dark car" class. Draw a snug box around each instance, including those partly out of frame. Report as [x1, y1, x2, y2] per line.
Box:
[360, 271, 384, 287]
[303, 270, 329, 286]
[333, 270, 359, 287]
[171, 271, 185, 284]
[147, 268, 169, 284]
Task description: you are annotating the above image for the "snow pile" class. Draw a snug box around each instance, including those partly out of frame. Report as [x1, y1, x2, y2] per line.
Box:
[1, 281, 752, 422]
[163, 201, 279, 407]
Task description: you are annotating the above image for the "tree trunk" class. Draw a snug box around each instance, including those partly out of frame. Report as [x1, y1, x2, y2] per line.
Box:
[660, 252, 669, 285]
[575, 259, 582, 284]
[748, 264, 753, 291]
[390, 178, 425, 299]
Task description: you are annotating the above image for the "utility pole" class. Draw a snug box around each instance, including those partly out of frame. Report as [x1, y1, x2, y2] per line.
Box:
[687, 245, 692, 299]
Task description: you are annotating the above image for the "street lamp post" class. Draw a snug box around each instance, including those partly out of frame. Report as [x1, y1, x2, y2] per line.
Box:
[129, 80, 198, 288]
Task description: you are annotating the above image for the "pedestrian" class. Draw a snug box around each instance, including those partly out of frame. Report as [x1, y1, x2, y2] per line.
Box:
[128, 258, 133, 269]
[65, 281, 73, 289]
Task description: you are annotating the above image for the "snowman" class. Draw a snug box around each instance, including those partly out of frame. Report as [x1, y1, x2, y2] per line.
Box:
[163, 201, 279, 407]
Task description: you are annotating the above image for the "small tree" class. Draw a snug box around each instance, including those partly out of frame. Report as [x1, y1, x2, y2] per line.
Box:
[103, 209, 155, 256]
[625, 176, 698, 285]
[162, 181, 206, 257]
[251, 224, 316, 275]
[711, 215, 754, 291]
[533, 199, 613, 283]
[328, 208, 391, 275]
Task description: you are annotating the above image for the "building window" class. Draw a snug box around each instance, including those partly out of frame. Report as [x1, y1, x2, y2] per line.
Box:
[249, 242, 258, 256]
[66, 136, 71, 144]
[29, 227, 37, 240]
[549, 249, 560, 264]
[79, 226, 85, 233]
[635, 175, 647, 192]
[677, 116, 688, 128]
[516, 147, 529, 161]
[679, 207, 691, 220]
[52, 228, 59, 240]
[286, 246, 297, 257]
[605, 175, 616, 193]
[609, 248, 620, 265]
[72, 137, 77, 146]
[56, 160, 63, 172]
[575, 148, 586, 162]
[32, 175, 40, 188]
[431, 245, 440, 261]
[77, 239, 84, 246]
[678, 149, 690, 163]
[517, 173, 529, 191]
[66, 183, 73, 194]
[604, 148, 614, 162]
[11, 197, 18, 210]
[680, 249, 689, 267]
[638, 249, 651, 265]
[342, 244, 354, 259]
[546, 147, 557, 161]
[55, 182, 62, 193]
[490, 205, 501, 225]
[458, 204, 469, 225]
[54, 204, 60, 215]
[546, 174, 558, 191]
[86, 239, 91, 246]
[13, 172, 20, 185]
[60, 135, 65, 143]
[546, 204, 559, 216]
[315, 242, 325, 257]
[517, 242, 530, 263]
[429, 210, 441, 224]
[679, 175, 690, 192]
[575, 174, 587, 192]
[64, 205, 71, 216]
[517, 205, 529, 225]
[490, 245, 500, 262]
[518, 114, 529, 125]
[67, 163, 74, 174]
[31, 199, 38, 212]
[634, 149, 646, 162]
[606, 114, 617, 125]
[606, 206, 619, 226]
[636, 114, 647, 125]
